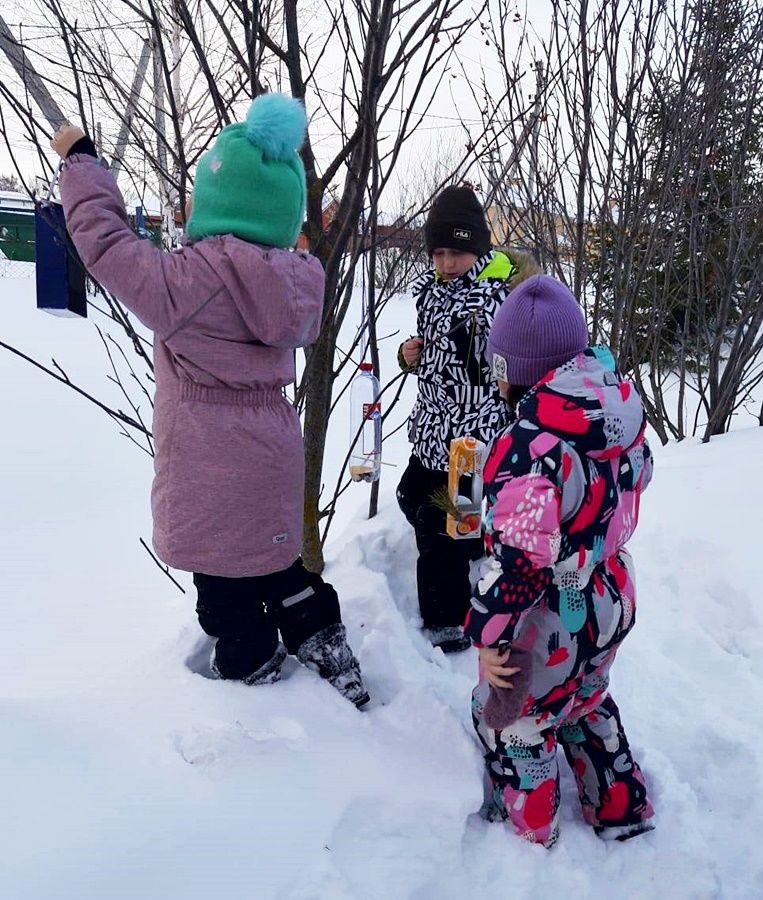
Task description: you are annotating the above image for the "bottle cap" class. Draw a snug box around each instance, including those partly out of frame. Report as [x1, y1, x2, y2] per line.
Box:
[359, 362, 374, 372]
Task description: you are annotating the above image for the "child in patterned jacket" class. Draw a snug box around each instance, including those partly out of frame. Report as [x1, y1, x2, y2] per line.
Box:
[396, 185, 539, 652]
[467, 274, 655, 846]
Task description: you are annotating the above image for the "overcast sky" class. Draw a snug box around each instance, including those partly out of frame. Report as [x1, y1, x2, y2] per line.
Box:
[0, 1, 554, 203]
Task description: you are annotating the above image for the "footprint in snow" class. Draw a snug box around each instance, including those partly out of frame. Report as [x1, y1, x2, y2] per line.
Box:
[174, 717, 305, 766]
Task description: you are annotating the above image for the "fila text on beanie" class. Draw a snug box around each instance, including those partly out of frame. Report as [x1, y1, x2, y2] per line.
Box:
[424, 185, 492, 257]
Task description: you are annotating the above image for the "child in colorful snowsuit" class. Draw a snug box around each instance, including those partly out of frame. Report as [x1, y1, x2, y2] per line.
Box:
[51, 95, 368, 706]
[467, 274, 654, 845]
[396, 185, 539, 652]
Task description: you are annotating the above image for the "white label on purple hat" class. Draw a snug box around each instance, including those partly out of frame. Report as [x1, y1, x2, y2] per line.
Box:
[492, 352, 508, 382]
[453, 228, 471, 240]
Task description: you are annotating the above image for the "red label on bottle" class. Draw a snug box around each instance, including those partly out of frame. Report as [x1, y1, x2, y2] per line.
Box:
[362, 402, 381, 419]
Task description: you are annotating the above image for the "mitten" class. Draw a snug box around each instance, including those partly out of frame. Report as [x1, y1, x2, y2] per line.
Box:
[482, 647, 533, 730]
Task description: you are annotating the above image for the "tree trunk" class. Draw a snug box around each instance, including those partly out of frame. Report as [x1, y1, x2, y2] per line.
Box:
[301, 322, 336, 572]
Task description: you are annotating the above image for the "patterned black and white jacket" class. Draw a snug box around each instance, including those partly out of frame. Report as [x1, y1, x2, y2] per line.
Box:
[400, 249, 541, 471]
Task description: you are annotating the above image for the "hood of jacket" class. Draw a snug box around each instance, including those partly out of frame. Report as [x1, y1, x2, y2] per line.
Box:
[194, 235, 323, 349]
[424, 247, 541, 290]
[516, 346, 646, 460]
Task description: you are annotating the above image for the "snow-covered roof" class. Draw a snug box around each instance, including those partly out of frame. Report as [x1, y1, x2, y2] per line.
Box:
[0, 190, 34, 212]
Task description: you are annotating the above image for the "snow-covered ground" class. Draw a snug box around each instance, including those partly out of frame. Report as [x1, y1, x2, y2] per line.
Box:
[2, 275, 762, 900]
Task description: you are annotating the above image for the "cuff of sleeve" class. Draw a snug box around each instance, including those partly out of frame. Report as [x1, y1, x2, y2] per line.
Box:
[464, 607, 486, 646]
[465, 605, 516, 648]
[67, 136, 98, 158]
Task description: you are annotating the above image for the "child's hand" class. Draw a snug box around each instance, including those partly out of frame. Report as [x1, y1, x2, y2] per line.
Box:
[402, 336, 424, 367]
[50, 123, 86, 159]
[479, 645, 522, 689]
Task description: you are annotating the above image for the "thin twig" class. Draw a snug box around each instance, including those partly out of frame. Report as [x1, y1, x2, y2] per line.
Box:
[139, 538, 186, 593]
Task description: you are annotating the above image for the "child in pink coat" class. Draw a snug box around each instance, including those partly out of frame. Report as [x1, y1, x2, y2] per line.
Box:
[51, 94, 368, 706]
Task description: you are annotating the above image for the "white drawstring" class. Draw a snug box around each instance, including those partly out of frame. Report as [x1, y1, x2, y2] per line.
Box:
[44, 161, 62, 202]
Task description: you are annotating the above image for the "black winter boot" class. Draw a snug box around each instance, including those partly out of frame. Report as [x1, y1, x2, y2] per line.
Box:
[243, 642, 288, 685]
[424, 625, 471, 653]
[210, 641, 288, 685]
[296, 624, 370, 708]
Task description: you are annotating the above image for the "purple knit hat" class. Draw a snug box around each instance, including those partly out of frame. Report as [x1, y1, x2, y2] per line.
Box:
[487, 275, 588, 387]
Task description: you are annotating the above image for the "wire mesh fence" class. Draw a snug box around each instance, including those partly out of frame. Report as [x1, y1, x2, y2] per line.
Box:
[0, 257, 35, 278]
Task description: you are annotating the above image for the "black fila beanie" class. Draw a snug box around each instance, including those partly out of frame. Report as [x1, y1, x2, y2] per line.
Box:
[424, 185, 492, 257]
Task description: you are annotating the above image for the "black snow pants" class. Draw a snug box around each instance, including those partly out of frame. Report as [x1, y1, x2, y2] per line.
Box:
[396, 454, 483, 630]
[193, 558, 341, 680]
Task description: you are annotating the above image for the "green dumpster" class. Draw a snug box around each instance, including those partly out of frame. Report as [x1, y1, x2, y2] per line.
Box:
[0, 191, 36, 262]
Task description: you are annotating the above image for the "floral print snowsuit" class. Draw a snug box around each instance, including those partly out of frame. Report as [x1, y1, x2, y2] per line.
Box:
[465, 346, 655, 845]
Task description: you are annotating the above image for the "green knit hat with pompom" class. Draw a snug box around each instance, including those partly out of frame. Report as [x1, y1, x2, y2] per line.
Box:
[186, 93, 307, 248]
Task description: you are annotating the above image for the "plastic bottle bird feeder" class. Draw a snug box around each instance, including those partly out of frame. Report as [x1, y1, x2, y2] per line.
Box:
[35, 199, 87, 318]
[446, 436, 486, 539]
[349, 362, 382, 483]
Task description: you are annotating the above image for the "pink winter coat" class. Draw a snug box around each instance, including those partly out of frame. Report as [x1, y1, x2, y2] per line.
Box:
[60, 155, 324, 577]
